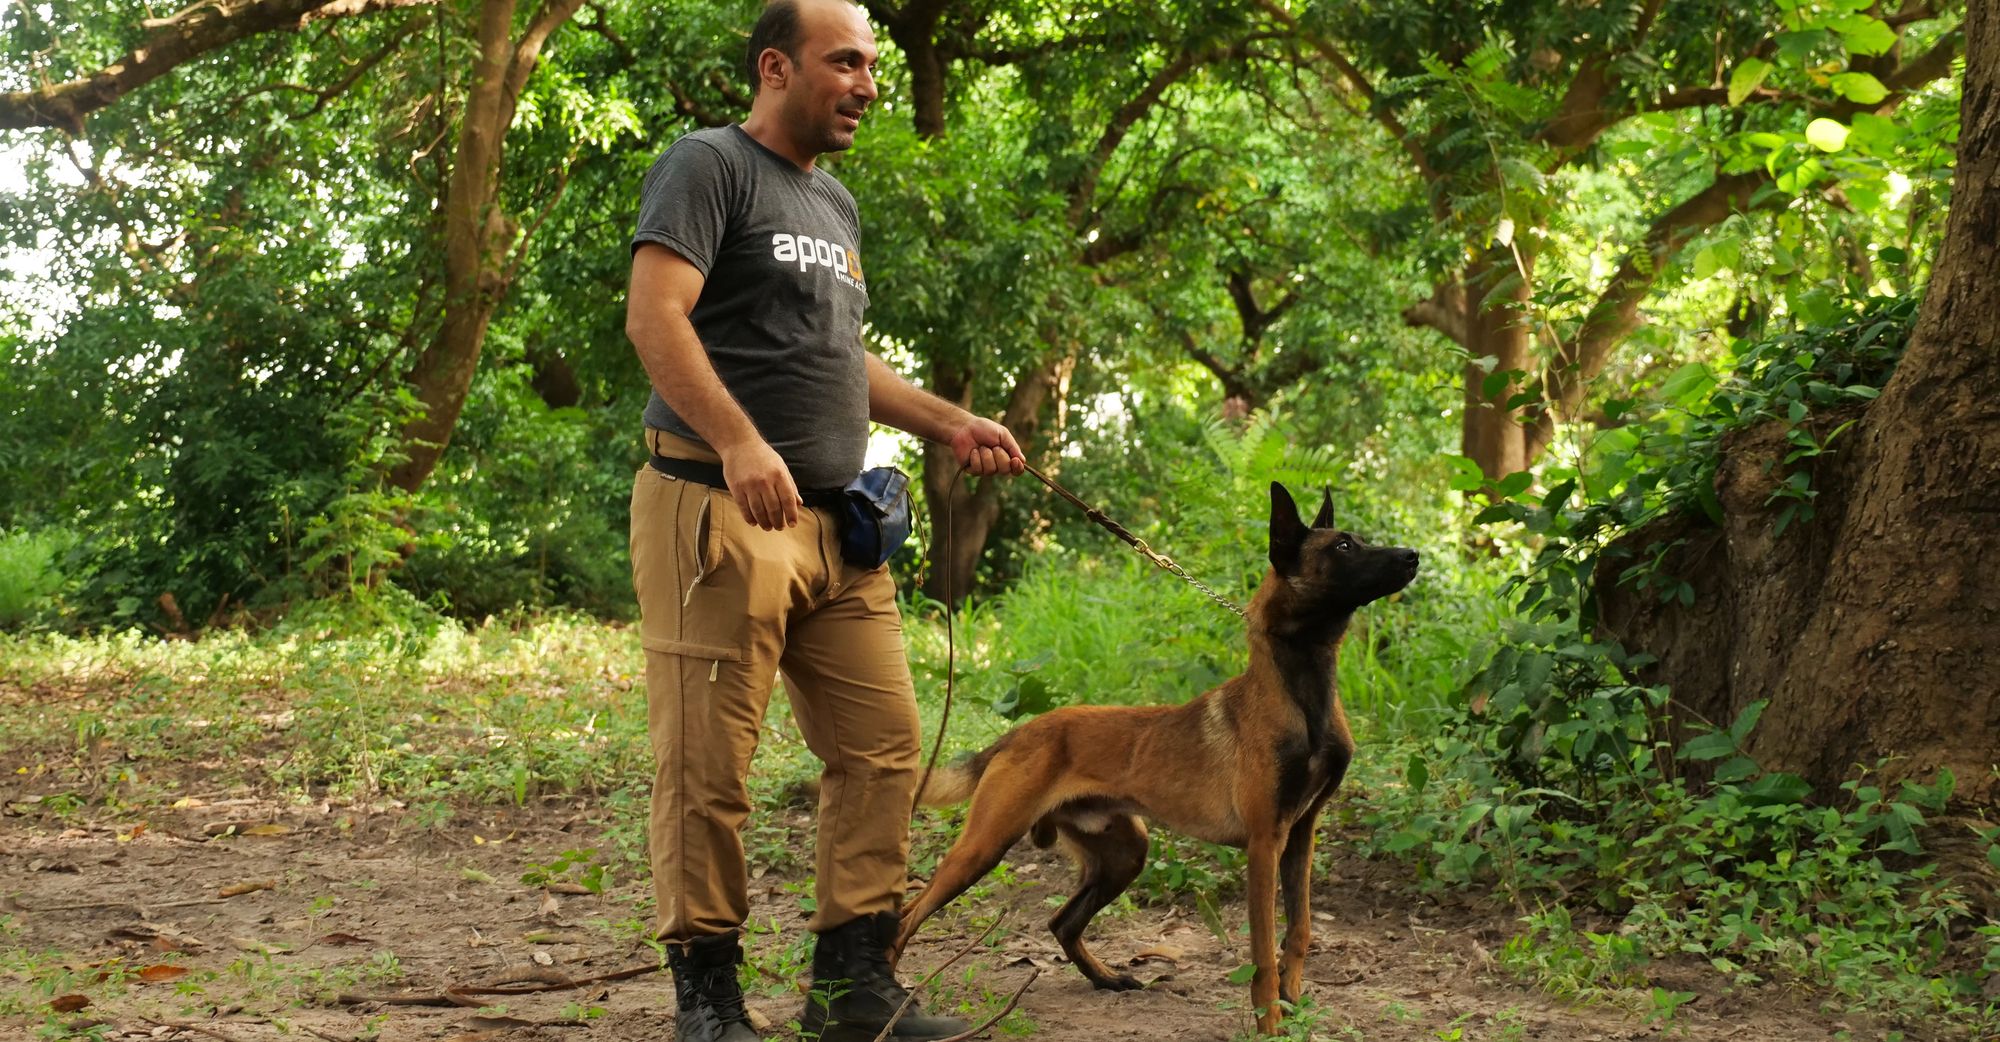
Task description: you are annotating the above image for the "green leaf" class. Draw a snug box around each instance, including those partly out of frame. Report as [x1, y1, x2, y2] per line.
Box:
[1405, 753, 1429, 794]
[1741, 773, 1813, 806]
[1227, 963, 1257, 985]
[1446, 455, 1487, 492]
[1495, 471, 1534, 499]
[1729, 699, 1768, 742]
[1728, 59, 1773, 106]
[1660, 362, 1716, 407]
[1681, 731, 1738, 762]
[1830, 72, 1889, 105]
[1806, 118, 1851, 152]
[1493, 803, 1534, 838]
[1831, 16, 1897, 57]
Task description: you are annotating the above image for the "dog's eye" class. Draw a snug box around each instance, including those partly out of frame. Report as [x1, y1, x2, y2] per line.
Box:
[1335, 539, 1352, 552]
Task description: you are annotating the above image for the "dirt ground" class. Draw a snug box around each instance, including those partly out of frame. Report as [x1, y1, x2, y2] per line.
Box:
[0, 792, 1911, 1042]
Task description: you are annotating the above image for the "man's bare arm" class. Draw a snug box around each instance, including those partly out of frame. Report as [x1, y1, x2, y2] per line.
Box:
[627, 243, 802, 530]
[865, 353, 1025, 477]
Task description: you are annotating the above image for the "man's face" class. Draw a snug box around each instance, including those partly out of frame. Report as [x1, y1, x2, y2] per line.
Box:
[777, 1, 879, 155]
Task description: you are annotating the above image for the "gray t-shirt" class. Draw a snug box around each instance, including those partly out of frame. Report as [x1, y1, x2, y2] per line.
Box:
[632, 125, 870, 490]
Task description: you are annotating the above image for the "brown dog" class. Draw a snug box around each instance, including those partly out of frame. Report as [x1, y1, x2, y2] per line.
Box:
[892, 482, 1419, 1035]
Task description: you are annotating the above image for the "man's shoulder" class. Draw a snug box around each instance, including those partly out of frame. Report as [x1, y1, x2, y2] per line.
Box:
[662, 125, 745, 165]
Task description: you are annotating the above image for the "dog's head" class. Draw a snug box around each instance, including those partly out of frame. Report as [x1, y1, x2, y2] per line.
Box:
[1267, 482, 1419, 615]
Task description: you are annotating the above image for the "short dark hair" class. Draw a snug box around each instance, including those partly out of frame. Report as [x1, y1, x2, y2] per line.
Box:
[746, 0, 805, 94]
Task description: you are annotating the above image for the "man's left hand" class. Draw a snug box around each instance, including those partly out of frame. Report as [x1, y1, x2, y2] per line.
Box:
[949, 418, 1026, 477]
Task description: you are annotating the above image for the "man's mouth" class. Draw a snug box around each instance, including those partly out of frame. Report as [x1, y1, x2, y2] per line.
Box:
[837, 109, 863, 130]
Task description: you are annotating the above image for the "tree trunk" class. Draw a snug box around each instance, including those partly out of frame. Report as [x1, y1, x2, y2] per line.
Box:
[919, 351, 1072, 603]
[388, 0, 583, 491]
[1459, 255, 1533, 480]
[905, 37, 948, 138]
[1600, 4, 2000, 806]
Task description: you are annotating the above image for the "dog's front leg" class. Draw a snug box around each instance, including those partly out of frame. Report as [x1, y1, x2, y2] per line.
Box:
[1278, 809, 1322, 1004]
[1246, 830, 1284, 1035]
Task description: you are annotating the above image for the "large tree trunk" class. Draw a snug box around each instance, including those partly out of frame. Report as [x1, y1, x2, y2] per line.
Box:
[1600, 5, 2000, 805]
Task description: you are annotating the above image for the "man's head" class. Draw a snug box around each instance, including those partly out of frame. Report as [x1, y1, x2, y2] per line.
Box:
[746, 0, 879, 162]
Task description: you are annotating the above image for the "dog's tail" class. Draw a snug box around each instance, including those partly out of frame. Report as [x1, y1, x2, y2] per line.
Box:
[913, 739, 1007, 808]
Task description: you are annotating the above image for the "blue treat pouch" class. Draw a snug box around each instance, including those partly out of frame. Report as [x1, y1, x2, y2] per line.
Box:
[840, 467, 913, 569]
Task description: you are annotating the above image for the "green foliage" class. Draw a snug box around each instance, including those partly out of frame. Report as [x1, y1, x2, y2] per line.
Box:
[959, 410, 1511, 724]
[1361, 290, 1992, 1031]
[0, 527, 77, 630]
[521, 848, 611, 894]
[398, 369, 638, 620]
[1478, 293, 1916, 628]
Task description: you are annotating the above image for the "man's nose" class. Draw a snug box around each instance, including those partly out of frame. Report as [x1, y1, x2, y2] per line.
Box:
[855, 66, 879, 102]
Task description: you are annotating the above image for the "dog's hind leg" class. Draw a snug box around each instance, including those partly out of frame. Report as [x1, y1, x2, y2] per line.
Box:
[1048, 814, 1149, 991]
[894, 774, 1045, 963]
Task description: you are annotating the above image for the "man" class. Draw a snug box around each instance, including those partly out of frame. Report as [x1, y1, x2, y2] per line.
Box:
[624, 2, 1024, 1040]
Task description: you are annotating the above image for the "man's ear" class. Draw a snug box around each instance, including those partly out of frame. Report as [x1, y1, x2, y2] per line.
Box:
[757, 47, 790, 91]
[1312, 488, 1335, 530]
[1269, 482, 1306, 575]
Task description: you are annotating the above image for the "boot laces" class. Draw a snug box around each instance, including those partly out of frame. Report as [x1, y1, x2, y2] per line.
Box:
[698, 964, 751, 1025]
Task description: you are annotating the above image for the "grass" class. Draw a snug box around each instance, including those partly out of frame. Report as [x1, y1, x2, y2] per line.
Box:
[6, 545, 1991, 1040]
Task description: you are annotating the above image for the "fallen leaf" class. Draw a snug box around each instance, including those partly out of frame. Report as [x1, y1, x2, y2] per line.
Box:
[170, 797, 208, 810]
[137, 965, 189, 984]
[319, 932, 373, 947]
[49, 994, 90, 1013]
[115, 822, 148, 843]
[537, 892, 560, 918]
[460, 868, 496, 884]
[545, 881, 591, 896]
[468, 1015, 538, 1030]
[219, 880, 274, 898]
[530, 950, 554, 967]
[1131, 944, 1185, 965]
[242, 823, 292, 837]
[230, 937, 291, 955]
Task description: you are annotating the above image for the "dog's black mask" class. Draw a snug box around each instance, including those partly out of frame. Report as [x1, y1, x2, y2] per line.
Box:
[1267, 482, 1419, 614]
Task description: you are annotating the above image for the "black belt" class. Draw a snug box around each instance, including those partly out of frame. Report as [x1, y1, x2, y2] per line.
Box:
[649, 454, 847, 510]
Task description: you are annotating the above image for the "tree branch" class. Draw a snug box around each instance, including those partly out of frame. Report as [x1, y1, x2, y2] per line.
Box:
[1527, 171, 1774, 455]
[1067, 44, 1235, 227]
[1401, 282, 1469, 349]
[504, 0, 588, 105]
[0, 0, 436, 131]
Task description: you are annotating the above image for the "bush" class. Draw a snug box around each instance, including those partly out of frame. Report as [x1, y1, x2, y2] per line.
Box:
[0, 526, 76, 630]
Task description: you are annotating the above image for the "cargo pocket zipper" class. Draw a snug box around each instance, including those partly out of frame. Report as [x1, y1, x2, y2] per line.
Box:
[682, 494, 715, 607]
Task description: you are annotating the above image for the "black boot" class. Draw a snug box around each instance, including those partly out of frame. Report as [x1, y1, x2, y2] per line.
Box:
[800, 912, 970, 1042]
[667, 933, 761, 1042]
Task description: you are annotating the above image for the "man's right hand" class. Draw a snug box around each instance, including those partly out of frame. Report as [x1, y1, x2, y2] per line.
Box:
[719, 440, 802, 531]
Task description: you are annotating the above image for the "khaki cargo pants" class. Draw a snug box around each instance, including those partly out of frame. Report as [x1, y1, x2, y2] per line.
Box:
[631, 429, 921, 943]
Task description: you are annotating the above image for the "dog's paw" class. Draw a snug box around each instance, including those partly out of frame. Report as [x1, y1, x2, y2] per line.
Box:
[1094, 972, 1147, 992]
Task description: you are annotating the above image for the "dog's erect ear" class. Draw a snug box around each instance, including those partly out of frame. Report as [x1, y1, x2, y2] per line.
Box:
[1312, 488, 1335, 529]
[1269, 482, 1306, 574]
